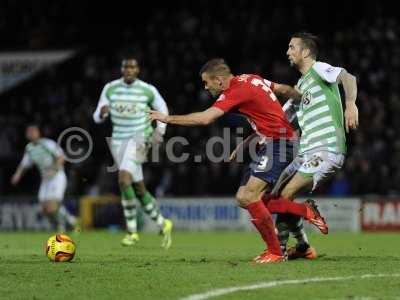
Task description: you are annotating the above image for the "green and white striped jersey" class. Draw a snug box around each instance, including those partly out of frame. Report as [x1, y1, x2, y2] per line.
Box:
[20, 138, 64, 177]
[296, 62, 346, 155]
[93, 78, 168, 141]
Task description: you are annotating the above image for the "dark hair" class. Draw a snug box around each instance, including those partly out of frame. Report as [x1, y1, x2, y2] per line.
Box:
[26, 123, 40, 130]
[121, 57, 139, 65]
[199, 58, 231, 77]
[291, 32, 319, 59]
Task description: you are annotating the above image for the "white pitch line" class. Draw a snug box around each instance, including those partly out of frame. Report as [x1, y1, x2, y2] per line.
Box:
[180, 273, 400, 300]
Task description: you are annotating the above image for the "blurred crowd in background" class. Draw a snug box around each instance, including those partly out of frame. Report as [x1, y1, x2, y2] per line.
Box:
[1, 0, 399, 197]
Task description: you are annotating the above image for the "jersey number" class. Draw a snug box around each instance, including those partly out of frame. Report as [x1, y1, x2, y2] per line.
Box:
[251, 78, 277, 101]
[258, 156, 269, 169]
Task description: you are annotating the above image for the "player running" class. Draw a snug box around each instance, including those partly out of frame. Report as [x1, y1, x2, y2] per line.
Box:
[264, 32, 359, 259]
[150, 58, 327, 263]
[93, 57, 173, 249]
[11, 124, 78, 232]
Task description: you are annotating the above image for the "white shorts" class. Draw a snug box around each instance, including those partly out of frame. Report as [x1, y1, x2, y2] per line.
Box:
[285, 151, 345, 191]
[111, 138, 149, 182]
[38, 170, 67, 202]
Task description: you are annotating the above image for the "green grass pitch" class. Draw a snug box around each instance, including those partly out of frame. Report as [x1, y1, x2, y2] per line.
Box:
[0, 231, 399, 299]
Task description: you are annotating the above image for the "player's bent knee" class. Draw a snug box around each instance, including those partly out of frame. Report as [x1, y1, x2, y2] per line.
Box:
[118, 180, 130, 191]
[235, 188, 246, 207]
[118, 172, 132, 190]
[46, 201, 59, 214]
[47, 207, 57, 215]
[236, 187, 257, 207]
[42, 205, 50, 215]
[42, 202, 55, 215]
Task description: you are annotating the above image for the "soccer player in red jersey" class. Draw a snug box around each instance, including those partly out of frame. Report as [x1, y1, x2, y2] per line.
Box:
[150, 58, 325, 263]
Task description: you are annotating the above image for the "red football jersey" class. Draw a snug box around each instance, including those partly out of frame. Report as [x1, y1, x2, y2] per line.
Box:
[212, 74, 294, 139]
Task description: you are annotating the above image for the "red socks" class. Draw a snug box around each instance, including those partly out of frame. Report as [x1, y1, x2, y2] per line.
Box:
[246, 200, 282, 256]
[246, 196, 313, 256]
[262, 195, 310, 219]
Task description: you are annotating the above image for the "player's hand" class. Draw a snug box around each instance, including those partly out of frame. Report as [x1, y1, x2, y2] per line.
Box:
[149, 110, 169, 123]
[229, 148, 238, 162]
[229, 142, 244, 162]
[11, 173, 21, 186]
[150, 128, 164, 145]
[345, 102, 359, 132]
[100, 106, 110, 119]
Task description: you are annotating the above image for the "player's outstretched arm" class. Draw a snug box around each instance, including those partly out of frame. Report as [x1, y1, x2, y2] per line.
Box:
[272, 83, 302, 103]
[11, 151, 32, 185]
[11, 166, 25, 186]
[150, 107, 224, 126]
[338, 69, 358, 132]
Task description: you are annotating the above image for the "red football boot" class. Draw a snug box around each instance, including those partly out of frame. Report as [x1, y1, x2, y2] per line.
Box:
[254, 250, 286, 264]
[304, 199, 329, 234]
[287, 245, 317, 260]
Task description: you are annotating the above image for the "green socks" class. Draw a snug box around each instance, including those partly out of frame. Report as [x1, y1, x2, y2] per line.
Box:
[138, 192, 165, 228]
[121, 186, 137, 233]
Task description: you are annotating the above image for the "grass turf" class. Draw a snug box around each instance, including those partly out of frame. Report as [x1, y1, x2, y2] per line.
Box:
[0, 231, 399, 300]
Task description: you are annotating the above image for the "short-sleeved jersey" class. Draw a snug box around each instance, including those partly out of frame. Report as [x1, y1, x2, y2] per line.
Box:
[296, 62, 346, 155]
[93, 78, 168, 142]
[20, 138, 63, 177]
[212, 74, 294, 139]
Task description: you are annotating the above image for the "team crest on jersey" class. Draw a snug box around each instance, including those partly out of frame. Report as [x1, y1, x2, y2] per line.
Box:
[326, 67, 335, 73]
[302, 91, 312, 105]
[114, 102, 137, 114]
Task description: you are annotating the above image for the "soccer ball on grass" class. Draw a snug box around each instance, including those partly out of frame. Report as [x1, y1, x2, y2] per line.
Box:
[46, 234, 76, 262]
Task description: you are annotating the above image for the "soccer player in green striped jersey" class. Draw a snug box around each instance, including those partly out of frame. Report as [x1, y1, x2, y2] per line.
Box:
[11, 125, 78, 232]
[93, 58, 173, 249]
[270, 32, 359, 259]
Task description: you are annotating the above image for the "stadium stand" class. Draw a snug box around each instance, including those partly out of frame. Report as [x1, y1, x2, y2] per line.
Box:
[1, 0, 399, 197]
